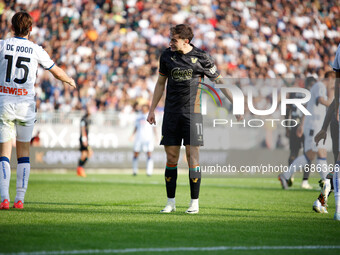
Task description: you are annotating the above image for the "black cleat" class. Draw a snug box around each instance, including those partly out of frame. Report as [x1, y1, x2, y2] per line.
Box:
[278, 174, 288, 189]
[287, 177, 294, 187]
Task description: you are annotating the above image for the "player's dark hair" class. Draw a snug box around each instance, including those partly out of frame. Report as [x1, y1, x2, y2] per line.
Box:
[170, 24, 194, 42]
[11, 12, 33, 37]
[304, 76, 316, 89]
[325, 71, 335, 78]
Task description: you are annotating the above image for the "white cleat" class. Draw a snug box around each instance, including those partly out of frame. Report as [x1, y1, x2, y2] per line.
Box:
[301, 182, 313, 190]
[160, 199, 176, 213]
[321, 207, 328, 213]
[334, 213, 340, 221]
[185, 199, 199, 214]
[313, 200, 328, 213]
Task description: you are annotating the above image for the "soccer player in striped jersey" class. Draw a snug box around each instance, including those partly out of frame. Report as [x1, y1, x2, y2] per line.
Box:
[0, 12, 76, 209]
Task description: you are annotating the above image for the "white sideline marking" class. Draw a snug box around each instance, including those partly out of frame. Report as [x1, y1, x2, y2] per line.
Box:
[5, 245, 340, 255]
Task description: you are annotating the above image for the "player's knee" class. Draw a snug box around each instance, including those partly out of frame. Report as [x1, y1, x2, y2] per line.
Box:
[288, 156, 296, 165]
[290, 150, 299, 159]
[305, 152, 315, 162]
[186, 153, 198, 165]
[166, 154, 178, 165]
[317, 149, 327, 158]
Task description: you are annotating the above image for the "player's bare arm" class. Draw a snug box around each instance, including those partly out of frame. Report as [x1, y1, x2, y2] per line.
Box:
[215, 78, 233, 103]
[215, 78, 243, 121]
[335, 71, 340, 121]
[129, 126, 137, 141]
[327, 77, 335, 102]
[49, 65, 76, 88]
[296, 115, 305, 138]
[318, 96, 333, 107]
[147, 75, 167, 125]
[315, 99, 335, 145]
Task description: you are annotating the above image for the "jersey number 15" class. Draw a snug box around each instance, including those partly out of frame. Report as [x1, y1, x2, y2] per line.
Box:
[4, 55, 30, 84]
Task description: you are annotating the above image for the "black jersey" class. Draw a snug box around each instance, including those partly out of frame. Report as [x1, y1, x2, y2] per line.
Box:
[80, 114, 90, 139]
[288, 92, 304, 120]
[159, 45, 221, 113]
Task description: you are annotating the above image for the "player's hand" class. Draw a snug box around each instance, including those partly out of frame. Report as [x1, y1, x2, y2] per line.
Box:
[314, 130, 327, 146]
[87, 146, 93, 158]
[296, 125, 303, 138]
[147, 111, 156, 125]
[64, 78, 76, 88]
[235, 115, 243, 121]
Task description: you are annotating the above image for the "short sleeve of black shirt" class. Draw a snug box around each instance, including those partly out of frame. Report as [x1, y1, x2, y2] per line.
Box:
[200, 53, 221, 81]
[159, 51, 169, 77]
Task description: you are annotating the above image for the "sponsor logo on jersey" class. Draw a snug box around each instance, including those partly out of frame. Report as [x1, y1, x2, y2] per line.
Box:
[191, 57, 198, 64]
[0, 86, 28, 96]
[171, 67, 193, 82]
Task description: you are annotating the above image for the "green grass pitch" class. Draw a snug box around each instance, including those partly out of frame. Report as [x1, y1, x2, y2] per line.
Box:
[0, 173, 339, 255]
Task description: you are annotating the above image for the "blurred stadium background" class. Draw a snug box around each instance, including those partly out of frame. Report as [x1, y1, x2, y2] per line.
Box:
[0, 0, 339, 171]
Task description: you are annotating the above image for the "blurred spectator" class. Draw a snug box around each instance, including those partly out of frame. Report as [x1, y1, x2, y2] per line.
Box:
[0, 0, 339, 116]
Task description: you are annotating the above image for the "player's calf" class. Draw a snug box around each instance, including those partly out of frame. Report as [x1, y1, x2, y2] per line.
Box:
[15, 157, 30, 205]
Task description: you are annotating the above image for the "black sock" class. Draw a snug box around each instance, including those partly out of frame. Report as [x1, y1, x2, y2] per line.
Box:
[79, 157, 88, 167]
[189, 166, 201, 199]
[303, 169, 310, 181]
[302, 154, 311, 181]
[165, 163, 177, 198]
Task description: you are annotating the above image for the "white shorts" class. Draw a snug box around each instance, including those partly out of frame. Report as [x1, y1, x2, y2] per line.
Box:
[304, 127, 326, 152]
[134, 140, 154, 153]
[0, 101, 36, 143]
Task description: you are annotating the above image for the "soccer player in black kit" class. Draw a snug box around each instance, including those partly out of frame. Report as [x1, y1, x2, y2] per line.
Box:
[77, 108, 93, 177]
[147, 24, 240, 213]
[284, 79, 313, 188]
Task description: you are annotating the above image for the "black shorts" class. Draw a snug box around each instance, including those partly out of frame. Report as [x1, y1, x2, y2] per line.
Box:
[289, 125, 304, 152]
[79, 139, 89, 151]
[160, 112, 203, 146]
